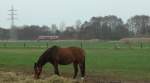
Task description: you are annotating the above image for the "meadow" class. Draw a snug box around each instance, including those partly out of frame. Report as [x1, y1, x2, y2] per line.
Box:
[0, 40, 150, 83]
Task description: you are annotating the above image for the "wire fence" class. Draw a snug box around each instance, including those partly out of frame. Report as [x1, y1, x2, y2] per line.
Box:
[0, 40, 150, 49]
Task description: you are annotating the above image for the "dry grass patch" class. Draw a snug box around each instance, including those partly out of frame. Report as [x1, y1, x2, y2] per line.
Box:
[0, 71, 83, 83]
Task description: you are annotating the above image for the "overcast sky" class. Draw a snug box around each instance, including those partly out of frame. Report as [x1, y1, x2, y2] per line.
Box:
[0, 0, 150, 28]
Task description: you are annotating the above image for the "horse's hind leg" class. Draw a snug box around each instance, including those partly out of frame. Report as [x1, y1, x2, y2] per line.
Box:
[73, 63, 78, 78]
[79, 62, 85, 79]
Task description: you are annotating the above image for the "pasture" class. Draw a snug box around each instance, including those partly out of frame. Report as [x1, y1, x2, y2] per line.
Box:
[0, 40, 150, 83]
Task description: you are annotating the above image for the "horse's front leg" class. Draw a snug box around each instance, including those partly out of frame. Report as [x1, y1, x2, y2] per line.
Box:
[73, 63, 78, 79]
[53, 63, 60, 76]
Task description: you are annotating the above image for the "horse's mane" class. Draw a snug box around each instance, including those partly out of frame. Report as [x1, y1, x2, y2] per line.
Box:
[37, 45, 59, 66]
[49, 45, 59, 56]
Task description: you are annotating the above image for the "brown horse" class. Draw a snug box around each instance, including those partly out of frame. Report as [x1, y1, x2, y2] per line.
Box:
[34, 45, 85, 79]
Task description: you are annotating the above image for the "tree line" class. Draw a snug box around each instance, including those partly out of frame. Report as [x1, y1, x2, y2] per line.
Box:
[0, 15, 150, 40]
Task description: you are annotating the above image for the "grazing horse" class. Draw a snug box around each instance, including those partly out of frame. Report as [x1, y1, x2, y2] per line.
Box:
[34, 45, 85, 79]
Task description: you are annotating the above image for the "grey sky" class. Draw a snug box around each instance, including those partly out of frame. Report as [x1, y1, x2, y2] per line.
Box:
[0, 0, 150, 28]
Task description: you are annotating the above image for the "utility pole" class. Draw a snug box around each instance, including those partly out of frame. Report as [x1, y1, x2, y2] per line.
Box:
[8, 5, 17, 40]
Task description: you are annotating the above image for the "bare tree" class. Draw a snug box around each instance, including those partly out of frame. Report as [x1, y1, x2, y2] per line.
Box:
[127, 15, 150, 36]
[59, 22, 66, 32]
[51, 24, 58, 35]
[75, 20, 82, 32]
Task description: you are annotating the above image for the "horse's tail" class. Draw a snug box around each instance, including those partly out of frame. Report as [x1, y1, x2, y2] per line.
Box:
[83, 55, 85, 76]
[81, 50, 85, 78]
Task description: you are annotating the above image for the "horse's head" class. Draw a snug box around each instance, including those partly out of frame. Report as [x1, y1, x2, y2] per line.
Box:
[34, 62, 42, 79]
[34, 45, 59, 79]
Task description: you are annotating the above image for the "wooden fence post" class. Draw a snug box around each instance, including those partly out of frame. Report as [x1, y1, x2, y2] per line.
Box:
[140, 42, 143, 48]
[4, 43, 7, 48]
[46, 42, 49, 48]
[24, 43, 26, 48]
[80, 40, 83, 48]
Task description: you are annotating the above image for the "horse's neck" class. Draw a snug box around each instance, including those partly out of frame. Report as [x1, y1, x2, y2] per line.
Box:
[37, 56, 47, 67]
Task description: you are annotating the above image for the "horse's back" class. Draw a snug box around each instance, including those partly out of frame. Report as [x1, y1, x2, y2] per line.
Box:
[56, 48, 74, 65]
[69, 47, 85, 63]
[56, 47, 85, 64]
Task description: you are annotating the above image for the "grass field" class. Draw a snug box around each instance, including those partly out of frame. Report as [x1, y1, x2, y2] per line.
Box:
[0, 40, 150, 82]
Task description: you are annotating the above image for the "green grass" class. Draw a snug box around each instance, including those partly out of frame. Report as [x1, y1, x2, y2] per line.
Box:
[86, 48, 150, 80]
[0, 47, 150, 80]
